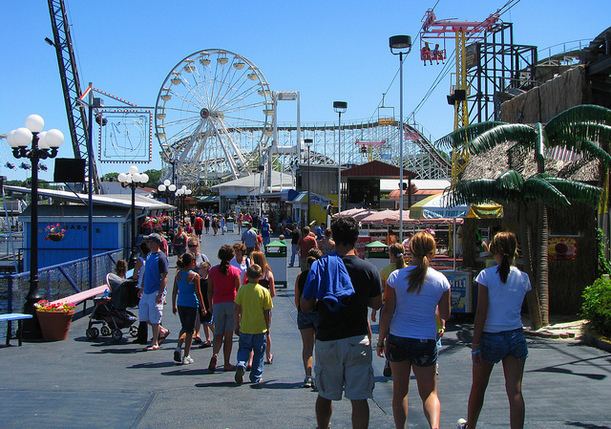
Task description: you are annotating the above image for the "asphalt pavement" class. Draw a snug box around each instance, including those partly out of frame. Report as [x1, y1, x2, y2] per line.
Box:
[0, 231, 610, 428]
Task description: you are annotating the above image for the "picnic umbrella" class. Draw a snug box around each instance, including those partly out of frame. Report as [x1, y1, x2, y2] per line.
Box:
[360, 209, 398, 224]
[334, 207, 367, 218]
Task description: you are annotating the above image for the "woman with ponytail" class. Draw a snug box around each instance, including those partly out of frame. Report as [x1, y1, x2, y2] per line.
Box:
[458, 232, 531, 429]
[378, 231, 451, 429]
[207, 244, 241, 372]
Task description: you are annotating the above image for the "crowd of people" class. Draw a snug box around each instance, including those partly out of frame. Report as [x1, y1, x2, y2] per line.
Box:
[123, 211, 531, 429]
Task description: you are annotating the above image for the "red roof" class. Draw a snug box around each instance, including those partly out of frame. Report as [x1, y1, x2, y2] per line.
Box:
[341, 160, 416, 178]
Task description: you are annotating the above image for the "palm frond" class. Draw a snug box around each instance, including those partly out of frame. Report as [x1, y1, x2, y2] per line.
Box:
[546, 123, 611, 150]
[435, 121, 505, 149]
[545, 177, 602, 207]
[573, 140, 611, 166]
[451, 179, 503, 206]
[522, 176, 570, 207]
[546, 104, 611, 131]
[496, 169, 524, 192]
[469, 123, 537, 155]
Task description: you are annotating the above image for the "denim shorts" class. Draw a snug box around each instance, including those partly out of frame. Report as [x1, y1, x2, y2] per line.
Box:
[297, 311, 319, 330]
[481, 328, 528, 364]
[386, 334, 438, 367]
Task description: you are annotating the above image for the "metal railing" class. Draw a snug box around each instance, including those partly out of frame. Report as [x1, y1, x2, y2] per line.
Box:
[0, 248, 124, 341]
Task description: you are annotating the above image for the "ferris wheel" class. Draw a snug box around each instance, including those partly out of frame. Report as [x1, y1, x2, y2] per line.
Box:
[155, 49, 273, 182]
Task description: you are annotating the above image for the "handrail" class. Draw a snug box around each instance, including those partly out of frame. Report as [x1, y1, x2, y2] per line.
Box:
[0, 248, 122, 280]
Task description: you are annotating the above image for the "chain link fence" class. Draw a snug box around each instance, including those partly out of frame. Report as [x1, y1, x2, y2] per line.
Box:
[0, 249, 124, 341]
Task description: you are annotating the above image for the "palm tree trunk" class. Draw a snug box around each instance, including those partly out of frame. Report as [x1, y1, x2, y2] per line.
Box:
[537, 203, 550, 326]
[519, 203, 543, 329]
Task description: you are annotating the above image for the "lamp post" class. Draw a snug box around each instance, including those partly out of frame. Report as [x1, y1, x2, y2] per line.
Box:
[389, 35, 412, 241]
[6, 114, 64, 337]
[304, 138, 313, 225]
[119, 166, 149, 266]
[333, 101, 347, 213]
[157, 179, 177, 204]
[158, 180, 177, 233]
[175, 186, 192, 226]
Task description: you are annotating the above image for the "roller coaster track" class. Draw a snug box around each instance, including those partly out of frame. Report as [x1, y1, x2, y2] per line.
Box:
[165, 118, 451, 183]
[47, 0, 100, 193]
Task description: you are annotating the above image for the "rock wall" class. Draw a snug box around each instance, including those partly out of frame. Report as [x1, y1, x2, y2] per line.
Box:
[500, 66, 588, 123]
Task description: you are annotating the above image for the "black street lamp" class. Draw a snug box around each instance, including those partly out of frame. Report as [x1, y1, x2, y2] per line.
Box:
[174, 185, 192, 226]
[157, 180, 177, 231]
[333, 101, 347, 213]
[118, 166, 149, 267]
[6, 114, 64, 338]
[157, 180, 176, 205]
[389, 34, 412, 241]
[304, 138, 313, 225]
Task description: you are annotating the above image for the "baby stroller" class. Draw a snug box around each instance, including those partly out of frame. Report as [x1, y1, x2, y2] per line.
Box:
[85, 273, 139, 341]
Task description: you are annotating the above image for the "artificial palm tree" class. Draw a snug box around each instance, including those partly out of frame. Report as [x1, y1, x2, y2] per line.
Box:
[441, 104, 611, 328]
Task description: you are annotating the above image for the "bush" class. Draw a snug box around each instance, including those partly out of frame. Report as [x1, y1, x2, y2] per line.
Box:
[581, 276, 611, 337]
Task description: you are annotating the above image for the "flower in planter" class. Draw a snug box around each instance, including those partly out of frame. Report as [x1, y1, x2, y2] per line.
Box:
[34, 300, 75, 313]
[45, 223, 67, 241]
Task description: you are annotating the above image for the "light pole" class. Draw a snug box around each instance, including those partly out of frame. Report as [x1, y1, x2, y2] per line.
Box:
[157, 180, 176, 205]
[6, 114, 64, 337]
[304, 138, 313, 225]
[119, 166, 149, 266]
[158, 180, 177, 232]
[389, 35, 412, 241]
[175, 186, 192, 226]
[333, 101, 347, 213]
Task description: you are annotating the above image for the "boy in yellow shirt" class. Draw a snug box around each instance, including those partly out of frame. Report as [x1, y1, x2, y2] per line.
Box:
[234, 264, 273, 386]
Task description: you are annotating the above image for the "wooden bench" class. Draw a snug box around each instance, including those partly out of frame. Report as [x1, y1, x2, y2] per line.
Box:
[48, 269, 134, 311]
[1, 313, 33, 346]
[50, 284, 109, 306]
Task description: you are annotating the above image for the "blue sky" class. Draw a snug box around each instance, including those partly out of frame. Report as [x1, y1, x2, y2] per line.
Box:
[1, 0, 609, 181]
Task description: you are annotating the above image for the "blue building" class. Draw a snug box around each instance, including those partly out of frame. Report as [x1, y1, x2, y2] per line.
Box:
[11, 186, 173, 270]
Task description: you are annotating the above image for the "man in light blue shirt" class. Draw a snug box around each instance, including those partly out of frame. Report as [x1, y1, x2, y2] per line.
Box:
[241, 226, 258, 256]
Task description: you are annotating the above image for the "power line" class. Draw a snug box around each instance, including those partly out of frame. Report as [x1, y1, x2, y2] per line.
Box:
[368, 0, 441, 122]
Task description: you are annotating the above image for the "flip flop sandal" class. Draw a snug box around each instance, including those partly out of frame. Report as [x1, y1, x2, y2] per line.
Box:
[158, 330, 170, 345]
[144, 345, 160, 351]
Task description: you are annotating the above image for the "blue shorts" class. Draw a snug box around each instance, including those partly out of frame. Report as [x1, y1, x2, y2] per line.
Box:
[297, 311, 319, 330]
[481, 328, 528, 364]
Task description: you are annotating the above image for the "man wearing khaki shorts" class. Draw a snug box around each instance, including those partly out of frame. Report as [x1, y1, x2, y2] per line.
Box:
[301, 216, 382, 429]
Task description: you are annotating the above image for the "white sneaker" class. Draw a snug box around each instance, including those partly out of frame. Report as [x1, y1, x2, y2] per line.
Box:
[183, 355, 194, 365]
[456, 418, 467, 429]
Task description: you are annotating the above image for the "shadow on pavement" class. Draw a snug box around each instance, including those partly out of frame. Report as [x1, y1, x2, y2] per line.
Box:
[564, 422, 611, 429]
[162, 368, 210, 376]
[529, 365, 606, 380]
[255, 380, 303, 389]
[195, 381, 239, 388]
[86, 347, 144, 354]
[127, 361, 177, 369]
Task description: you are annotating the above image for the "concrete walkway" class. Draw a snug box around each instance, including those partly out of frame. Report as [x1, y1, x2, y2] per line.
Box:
[1, 232, 610, 428]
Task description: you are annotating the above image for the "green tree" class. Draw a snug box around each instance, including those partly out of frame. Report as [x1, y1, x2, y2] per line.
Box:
[442, 104, 611, 328]
[143, 169, 162, 186]
[101, 172, 119, 182]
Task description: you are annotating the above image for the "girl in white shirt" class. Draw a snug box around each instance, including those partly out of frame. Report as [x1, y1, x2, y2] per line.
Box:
[378, 231, 451, 429]
[459, 231, 531, 429]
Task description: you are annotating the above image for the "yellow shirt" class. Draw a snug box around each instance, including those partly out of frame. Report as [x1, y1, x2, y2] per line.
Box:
[380, 263, 399, 290]
[235, 282, 273, 334]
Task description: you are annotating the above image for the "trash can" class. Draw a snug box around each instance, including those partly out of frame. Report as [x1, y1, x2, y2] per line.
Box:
[364, 240, 388, 271]
[226, 217, 235, 233]
[265, 240, 288, 288]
